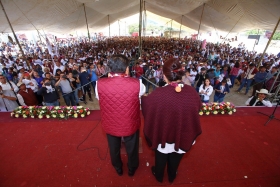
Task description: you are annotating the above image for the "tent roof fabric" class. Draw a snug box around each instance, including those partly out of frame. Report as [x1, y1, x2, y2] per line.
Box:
[0, 0, 279, 34]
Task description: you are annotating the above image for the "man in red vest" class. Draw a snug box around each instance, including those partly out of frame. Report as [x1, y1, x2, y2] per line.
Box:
[17, 82, 38, 106]
[96, 54, 145, 177]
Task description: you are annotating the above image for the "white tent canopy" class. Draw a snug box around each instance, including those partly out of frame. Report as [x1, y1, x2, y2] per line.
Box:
[0, 0, 279, 34]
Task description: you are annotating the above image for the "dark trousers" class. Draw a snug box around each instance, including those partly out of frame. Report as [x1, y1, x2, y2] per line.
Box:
[107, 130, 139, 170]
[63, 92, 76, 106]
[82, 85, 92, 101]
[154, 150, 184, 182]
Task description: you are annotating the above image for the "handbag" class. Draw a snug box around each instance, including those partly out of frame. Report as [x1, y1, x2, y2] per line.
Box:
[200, 94, 205, 101]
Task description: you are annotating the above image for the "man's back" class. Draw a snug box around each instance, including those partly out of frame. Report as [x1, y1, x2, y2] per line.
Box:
[98, 77, 141, 137]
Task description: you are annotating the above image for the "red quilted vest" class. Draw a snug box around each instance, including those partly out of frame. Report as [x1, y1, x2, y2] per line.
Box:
[98, 77, 141, 136]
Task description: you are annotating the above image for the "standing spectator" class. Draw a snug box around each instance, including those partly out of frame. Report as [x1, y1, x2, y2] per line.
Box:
[68, 72, 80, 105]
[79, 67, 93, 104]
[213, 79, 230, 102]
[194, 67, 208, 92]
[251, 66, 268, 97]
[17, 82, 38, 106]
[37, 79, 60, 106]
[55, 74, 76, 106]
[132, 62, 143, 78]
[96, 54, 145, 177]
[141, 58, 202, 183]
[144, 64, 156, 93]
[199, 78, 213, 103]
[87, 63, 98, 93]
[0, 73, 19, 93]
[229, 62, 240, 88]
[0, 85, 18, 111]
[236, 63, 258, 95]
[95, 62, 106, 78]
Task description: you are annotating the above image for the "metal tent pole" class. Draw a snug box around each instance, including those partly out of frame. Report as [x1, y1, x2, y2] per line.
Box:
[179, 15, 183, 39]
[257, 18, 280, 68]
[118, 20, 120, 36]
[170, 20, 173, 39]
[0, 0, 30, 69]
[108, 15, 111, 37]
[83, 3, 90, 42]
[138, 0, 143, 57]
[197, 3, 205, 40]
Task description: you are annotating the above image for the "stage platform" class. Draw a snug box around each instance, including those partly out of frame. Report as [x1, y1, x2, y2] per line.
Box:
[0, 107, 280, 187]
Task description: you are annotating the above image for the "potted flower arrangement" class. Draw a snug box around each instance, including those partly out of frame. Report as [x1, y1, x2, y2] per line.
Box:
[11, 106, 91, 120]
[199, 102, 236, 115]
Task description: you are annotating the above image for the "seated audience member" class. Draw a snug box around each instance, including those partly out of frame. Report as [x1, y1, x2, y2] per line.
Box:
[214, 79, 230, 103]
[37, 79, 60, 106]
[55, 74, 76, 106]
[245, 89, 272, 107]
[0, 85, 18, 111]
[17, 82, 38, 106]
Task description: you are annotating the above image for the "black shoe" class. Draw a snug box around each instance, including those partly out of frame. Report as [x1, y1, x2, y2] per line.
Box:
[115, 167, 123, 176]
[76, 103, 80, 106]
[128, 167, 137, 177]
[168, 170, 178, 183]
[151, 166, 162, 183]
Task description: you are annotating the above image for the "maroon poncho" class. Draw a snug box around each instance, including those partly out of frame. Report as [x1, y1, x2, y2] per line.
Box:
[141, 84, 202, 152]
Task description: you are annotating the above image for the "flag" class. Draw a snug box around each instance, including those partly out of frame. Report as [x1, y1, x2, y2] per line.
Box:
[201, 39, 207, 49]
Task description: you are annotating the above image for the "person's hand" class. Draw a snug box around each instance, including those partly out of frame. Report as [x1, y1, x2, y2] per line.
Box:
[1, 94, 5, 98]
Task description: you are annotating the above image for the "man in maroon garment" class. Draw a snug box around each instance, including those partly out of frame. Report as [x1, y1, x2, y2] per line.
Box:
[96, 54, 145, 176]
[17, 82, 38, 106]
[142, 58, 202, 183]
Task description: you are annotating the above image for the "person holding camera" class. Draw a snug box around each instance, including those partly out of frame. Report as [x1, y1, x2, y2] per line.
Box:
[37, 79, 60, 106]
[55, 74, 76, 106]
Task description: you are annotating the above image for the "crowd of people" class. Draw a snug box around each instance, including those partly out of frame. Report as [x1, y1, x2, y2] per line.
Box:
[0, 36, 279, 111]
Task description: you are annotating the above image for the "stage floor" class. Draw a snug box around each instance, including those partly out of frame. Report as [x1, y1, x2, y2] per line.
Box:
[0, 107, 280, 187]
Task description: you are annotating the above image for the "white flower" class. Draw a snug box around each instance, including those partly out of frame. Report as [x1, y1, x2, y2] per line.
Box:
[215, 106, 219, 109]
[206, 112, 210, 115]
[10, 112, 14, 117]
[226, 102, 231, 105]
[52, 114, 57, 118]
[38, 115, 43, 119]
[46, 115, 50, 119]
[77, 106, 83, 109]
[66, 107, 71, 110]
[42, 106, 46, 109]
[15, 114, 19, 118]
[74, 113, 78, 118]
[81, 114, 85, 118]
[60, 114, 65, 118]
[233, 109, 236, 112]
[199, 111, 203, 116]
[54, 106, 60, 110]
[221, 111, 225, 114]
[87, 111, 90, 115]
[228, 111, 233, 115]
[31, 116, 35, 118]
[23, 114, 27, 118]
[213, 111, 218, 114]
